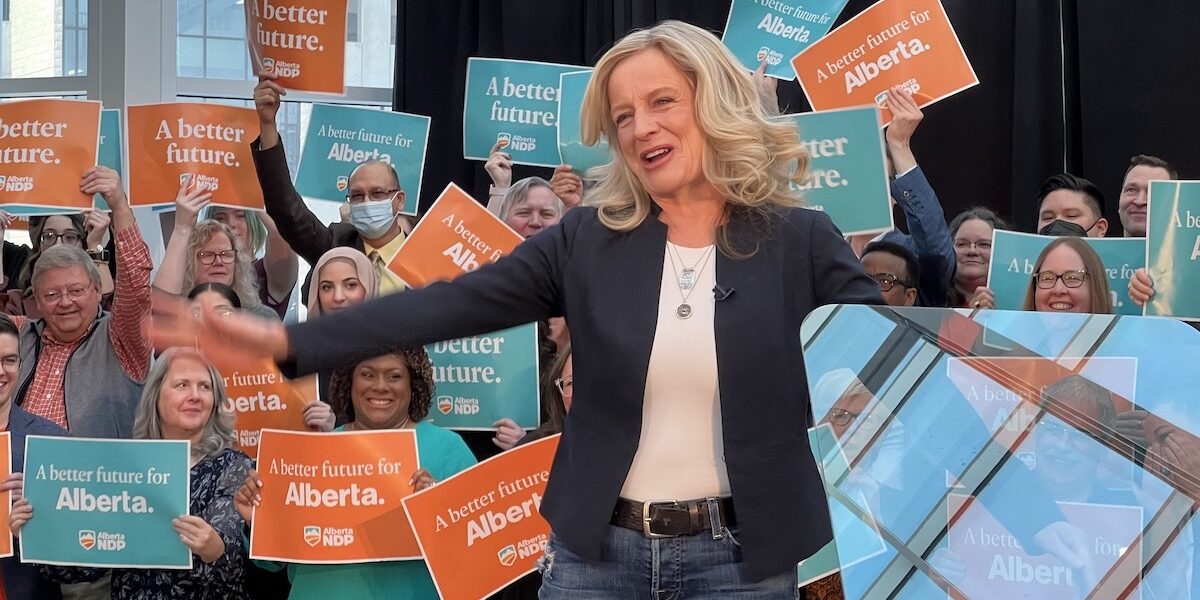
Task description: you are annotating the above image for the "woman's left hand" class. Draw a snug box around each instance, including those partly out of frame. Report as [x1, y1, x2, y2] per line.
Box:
[173, 515, 225, 563]
[83, 209, 112, 250]
[409, 468, 435, 492]
[492, 418, 524, 451]
[751, 60, 779, 117]
[303, 401, 335, 432]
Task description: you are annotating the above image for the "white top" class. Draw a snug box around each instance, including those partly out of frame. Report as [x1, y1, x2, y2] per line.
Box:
[620, 242, 730, 501]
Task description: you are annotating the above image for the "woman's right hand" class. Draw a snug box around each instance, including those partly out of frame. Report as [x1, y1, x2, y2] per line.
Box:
[234, 469, 263, 524]
[484, 140, 513, 189]
[175, 176, 213, 231]
[304, 401, 335, 432]
[969, 287, 996, 310]
[9, 498, 32, 538]
[1129, 268, 1154, 306]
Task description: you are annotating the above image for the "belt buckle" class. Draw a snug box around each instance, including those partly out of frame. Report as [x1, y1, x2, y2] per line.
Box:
[642, 500, 681, 539]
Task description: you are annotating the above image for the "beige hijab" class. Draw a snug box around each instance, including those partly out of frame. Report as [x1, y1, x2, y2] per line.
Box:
[306, 248, 379, 317]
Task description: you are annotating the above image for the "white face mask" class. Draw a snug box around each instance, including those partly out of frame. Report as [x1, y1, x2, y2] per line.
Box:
[348, 197, 397, 239]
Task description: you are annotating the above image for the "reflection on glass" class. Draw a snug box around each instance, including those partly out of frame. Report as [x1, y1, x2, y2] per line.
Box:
[1, 0, 88, 78]
[802, 306, 1200, 599]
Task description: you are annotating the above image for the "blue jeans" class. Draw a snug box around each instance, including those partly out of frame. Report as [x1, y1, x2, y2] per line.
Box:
[538, 525, 798, 600]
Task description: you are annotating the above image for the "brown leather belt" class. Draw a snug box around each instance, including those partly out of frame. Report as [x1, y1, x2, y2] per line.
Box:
[611, 497, 737, 538]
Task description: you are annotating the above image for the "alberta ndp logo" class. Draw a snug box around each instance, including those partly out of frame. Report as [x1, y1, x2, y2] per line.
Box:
[437, 396, 454, 415]
[78, 529, 126, 551]
[303, 525, 321, 547]
[336, 176, 349, 193]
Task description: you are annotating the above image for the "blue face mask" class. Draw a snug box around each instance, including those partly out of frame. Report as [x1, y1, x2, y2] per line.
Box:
[348, 197, 397, 239]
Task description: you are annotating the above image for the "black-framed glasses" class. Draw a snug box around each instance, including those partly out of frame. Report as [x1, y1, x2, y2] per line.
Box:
[871, 273, 913, 293]
[346, 189, 401, 204]
[40, 230, 82, 247]
[554, 377, 573, 396]
[1035, 270, 1088, 289]
[827, 407, 860, 427]
[196, 249, 238, 265]
[953, 239, 992, 252]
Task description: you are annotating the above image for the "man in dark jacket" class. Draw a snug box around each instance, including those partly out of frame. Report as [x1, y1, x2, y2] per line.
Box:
[251, 72, 414, 303]
[0, 313, 67, 600]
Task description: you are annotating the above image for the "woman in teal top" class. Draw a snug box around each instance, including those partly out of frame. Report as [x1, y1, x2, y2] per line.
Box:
[236, 345, 476, 599]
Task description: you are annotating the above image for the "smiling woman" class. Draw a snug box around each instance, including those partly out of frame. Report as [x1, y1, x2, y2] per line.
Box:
[1021, 236, 1113, 315]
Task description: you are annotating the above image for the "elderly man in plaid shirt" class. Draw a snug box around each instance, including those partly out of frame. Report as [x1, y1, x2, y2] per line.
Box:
[6, 166, 152, 439]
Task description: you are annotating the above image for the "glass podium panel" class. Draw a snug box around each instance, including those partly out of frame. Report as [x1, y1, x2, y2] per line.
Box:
[801, 305, 1200, 599]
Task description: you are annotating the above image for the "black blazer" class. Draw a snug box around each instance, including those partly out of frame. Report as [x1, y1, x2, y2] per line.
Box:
[3, 406, 66, 600]
[282, 204, 883, 579]
[251, 139, 366, 305]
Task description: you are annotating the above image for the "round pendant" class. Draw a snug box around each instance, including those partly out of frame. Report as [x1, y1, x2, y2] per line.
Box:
[676, 303, 693, 319]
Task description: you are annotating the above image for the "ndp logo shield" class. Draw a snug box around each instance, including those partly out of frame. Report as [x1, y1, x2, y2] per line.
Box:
[303, 525, 321, 547]
[79, 530, 97, 550]
[262, 58, 276, 73]
[497, 544, 518, 567]
[0, 176, 6, 187]
[437, 396, 453, 415]
[336, 176, 349, 192]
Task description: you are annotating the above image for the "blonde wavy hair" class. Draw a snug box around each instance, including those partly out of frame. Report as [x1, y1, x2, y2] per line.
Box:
[181, 220, 264, 311]
[580, 20, 810, 254]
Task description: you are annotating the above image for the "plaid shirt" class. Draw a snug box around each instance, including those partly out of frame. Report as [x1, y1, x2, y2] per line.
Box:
[12, 226, 153, 429]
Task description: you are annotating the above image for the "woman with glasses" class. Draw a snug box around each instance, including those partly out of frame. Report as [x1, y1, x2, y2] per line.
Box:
[195, 204, 298, 320]
[948, 208, 1009, 309]
[1020, 236, 1112, 314]
[155, 181, 281, 320]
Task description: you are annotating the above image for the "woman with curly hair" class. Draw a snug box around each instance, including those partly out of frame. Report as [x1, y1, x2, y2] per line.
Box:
[234, 345, 475, 599]
[153, 180, 280, 320]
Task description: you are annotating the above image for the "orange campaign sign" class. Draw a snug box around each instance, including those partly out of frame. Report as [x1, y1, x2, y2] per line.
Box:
[126, 102, 264, 209]
[0, 432, 10, 558]
[387, 182, 524, 288]
[0, 99, 100, 212]
[402, 435, 559, 600]
[791, 0, 977, 125]
[250, 428, 422, 563]
[245, 0, 348, 94]
[211, 356, 316, 455]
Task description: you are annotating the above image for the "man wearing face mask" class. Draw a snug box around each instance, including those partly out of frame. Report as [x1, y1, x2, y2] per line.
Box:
[250, 72, 414, 303]
[1035, 173, 1109, 238]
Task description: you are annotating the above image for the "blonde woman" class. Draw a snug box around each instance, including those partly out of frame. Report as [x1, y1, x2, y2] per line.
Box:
[154, 180, 279, 320]
[156, 20, 882, 597]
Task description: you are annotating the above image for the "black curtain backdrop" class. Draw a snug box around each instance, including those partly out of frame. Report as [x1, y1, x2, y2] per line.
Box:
[392, 0, 1196, 236]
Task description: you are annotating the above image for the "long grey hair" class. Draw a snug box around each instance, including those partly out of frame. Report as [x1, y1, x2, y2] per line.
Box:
[133, 349, 235, 459]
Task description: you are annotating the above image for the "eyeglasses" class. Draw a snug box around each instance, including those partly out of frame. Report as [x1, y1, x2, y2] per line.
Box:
[554, 377, 573, 397]
[346, 189, 400, 204]
[38, 286, 91, 305]
[1037, 418, 1092, 446]
[40, 230, 82, 247]
[871, 273, 913, 293]
[196, 250, 238, 265]
[1035, 270, 1088, 289]
[954, 239, 992, 252]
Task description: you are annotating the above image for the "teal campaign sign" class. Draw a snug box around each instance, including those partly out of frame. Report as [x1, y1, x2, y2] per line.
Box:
[778, 106, 892, 235]
[94, 109, 122, 211]
[987, 230, 1145, 316]
[722, 0, 850, 80]
[464, 58, 585, 168]
[557, 70, 610, 177]
[294, 104, 429, 216]
[21, 437, 192, 569]
[1146, 180, 1200, 320]
[424, 323, 540, 431]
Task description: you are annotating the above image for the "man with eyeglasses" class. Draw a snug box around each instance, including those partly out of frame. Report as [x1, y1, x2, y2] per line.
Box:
[860, 240, 920, 307]
[251, 72, 414, 301]
[1, 166, 152, 441]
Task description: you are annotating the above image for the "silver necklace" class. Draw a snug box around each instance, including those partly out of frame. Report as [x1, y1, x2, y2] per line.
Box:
[665, 242, 714, 319]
